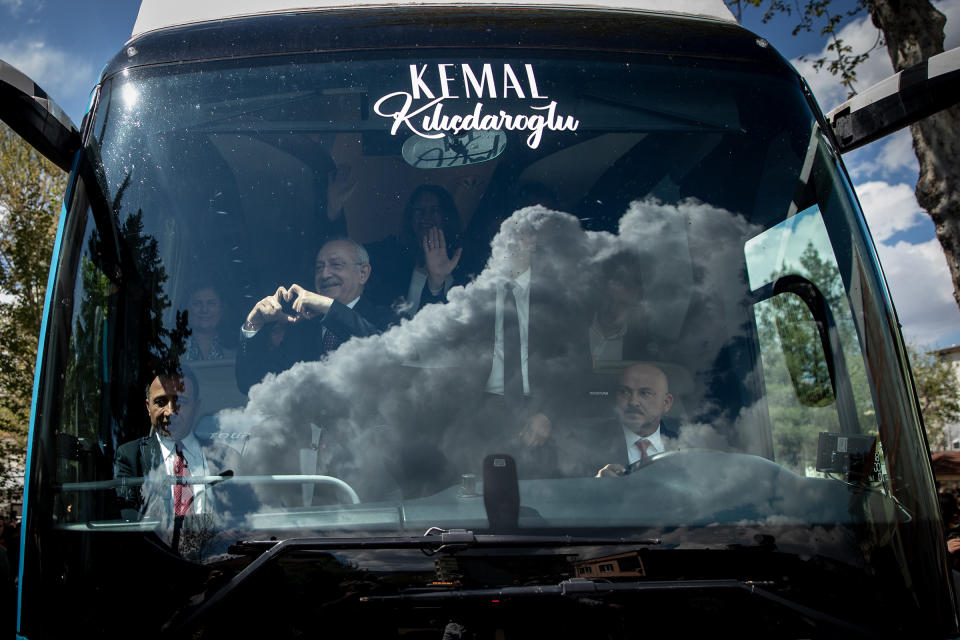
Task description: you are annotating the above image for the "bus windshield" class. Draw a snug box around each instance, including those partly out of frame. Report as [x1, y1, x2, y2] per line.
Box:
[30, 13, 948, 637]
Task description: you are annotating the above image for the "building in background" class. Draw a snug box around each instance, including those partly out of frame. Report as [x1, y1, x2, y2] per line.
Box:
[935, 345, 960, 451]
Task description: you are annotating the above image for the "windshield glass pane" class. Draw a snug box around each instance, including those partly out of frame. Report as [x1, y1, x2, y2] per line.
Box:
[49, 50, 899, 555]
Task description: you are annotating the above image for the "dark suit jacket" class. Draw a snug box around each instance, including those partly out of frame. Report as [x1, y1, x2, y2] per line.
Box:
[365, 243, 465, 315]
[114, 435, 241, 519]
[415, 271, 592, 479]
[235, 295, 394, 393]
[562, 417, 680, 477]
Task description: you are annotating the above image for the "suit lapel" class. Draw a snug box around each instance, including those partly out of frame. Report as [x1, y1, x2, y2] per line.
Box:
[587, 419, 630, 473]
[137, 435, 170, 517]
[140, 435, 163, 474]
[611, 421, 631, 467]
[353, 294, 370, 319]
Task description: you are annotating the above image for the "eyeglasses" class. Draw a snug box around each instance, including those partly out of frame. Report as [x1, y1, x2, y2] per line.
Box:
[315, 260, 362, 274]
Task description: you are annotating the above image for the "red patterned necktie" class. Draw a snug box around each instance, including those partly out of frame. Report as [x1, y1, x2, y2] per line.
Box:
[173, 444, 194, 516]
[636, 438, 652, 461]
[322, 327, 341, 353]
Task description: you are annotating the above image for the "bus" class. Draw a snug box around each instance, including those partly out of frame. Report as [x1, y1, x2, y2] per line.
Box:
[2, 0, 960, 636]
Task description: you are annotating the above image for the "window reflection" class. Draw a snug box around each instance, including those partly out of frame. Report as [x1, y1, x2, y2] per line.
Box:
[50, 53, 887, 545]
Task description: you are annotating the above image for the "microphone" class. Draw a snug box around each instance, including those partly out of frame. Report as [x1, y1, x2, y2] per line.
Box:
[209, 470, 234, 486]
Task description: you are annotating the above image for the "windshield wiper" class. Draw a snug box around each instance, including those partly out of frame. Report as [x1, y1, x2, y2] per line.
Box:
[166, 529, 659, 635]
[232, 528, 659, 556]
[362, 577, 877, 638]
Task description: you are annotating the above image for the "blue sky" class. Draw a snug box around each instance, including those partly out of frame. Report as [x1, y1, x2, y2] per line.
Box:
[1, 0, 958, 348]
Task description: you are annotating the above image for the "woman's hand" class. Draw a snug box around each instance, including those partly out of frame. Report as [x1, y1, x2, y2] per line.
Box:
[423, 227, 463, 291]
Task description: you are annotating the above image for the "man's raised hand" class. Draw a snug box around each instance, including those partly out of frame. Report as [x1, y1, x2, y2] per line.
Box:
[246, 286, 297, 331]
[287, 283, 333, 321]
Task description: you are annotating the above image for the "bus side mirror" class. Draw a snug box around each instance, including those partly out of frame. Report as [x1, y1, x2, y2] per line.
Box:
[0, 59, 81, 172]
[826, 46, 960, 153]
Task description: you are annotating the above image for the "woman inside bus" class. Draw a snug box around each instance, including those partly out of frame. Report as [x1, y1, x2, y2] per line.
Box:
[368, 184, 464, 316]
[182, 282, 235, 360]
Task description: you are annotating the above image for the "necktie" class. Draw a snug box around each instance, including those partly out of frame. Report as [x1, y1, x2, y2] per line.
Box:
[502, 283, 523, 400]
[173, 444, 194, 516]
[636, 438, 652, 461]
[322, 327, 341, 353]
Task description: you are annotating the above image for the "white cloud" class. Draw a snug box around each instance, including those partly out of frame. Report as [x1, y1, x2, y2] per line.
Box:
[855, 180, 926, 243]
[0, 39, 94, 116]
[791, 13, 893, 113]
[228, 203, 769, 494]
[794, 0, 960, 113]
[852, 179, 959, 345]
[845, 128, 918, 181]
[874, 237, 960, 346]
[787, 3, 960, 347]
[0, 0, 25, 14]
[936, 0, 960, 49]
[794, 0, 960, 181]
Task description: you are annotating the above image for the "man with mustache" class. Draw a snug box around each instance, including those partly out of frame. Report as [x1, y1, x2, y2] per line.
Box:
[593, 362, 678, 478]
[235, 238, 394, 393]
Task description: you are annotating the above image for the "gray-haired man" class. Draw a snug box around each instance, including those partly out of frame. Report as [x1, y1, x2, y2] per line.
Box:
[235, 238, 395, 393]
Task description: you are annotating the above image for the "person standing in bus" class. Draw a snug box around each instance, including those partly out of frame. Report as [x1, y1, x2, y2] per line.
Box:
[114, 367, 240, 520]
[235, 238, 394, 393]
[440, 208, 592, 478]
[588, 252, 649, 365]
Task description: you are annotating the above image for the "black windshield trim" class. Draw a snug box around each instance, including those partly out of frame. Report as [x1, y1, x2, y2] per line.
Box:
[361, 577, 879, 638]
[167, 533, 660, 634]
[103, 7, 786, 81]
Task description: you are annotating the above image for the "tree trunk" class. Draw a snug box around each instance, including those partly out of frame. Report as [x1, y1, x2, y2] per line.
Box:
[869, 0, 960, 311]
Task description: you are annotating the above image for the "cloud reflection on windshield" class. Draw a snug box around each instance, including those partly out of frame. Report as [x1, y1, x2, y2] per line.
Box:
[214, 199, 793, 517]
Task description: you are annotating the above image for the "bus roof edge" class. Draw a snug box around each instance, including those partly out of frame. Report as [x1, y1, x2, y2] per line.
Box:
[131, 0, 737, 40]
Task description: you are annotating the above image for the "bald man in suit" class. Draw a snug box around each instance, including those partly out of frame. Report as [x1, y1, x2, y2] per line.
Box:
[588, 362, 679, 477]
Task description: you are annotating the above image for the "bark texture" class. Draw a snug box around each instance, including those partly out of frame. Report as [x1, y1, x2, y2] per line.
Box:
[870, 0, 960, 311]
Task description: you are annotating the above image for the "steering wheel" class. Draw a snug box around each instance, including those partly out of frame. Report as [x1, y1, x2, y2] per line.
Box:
[627, 449, 683, 472]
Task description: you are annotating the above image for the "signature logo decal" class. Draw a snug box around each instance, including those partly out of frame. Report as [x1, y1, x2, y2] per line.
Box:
[374, 63, 580, 150]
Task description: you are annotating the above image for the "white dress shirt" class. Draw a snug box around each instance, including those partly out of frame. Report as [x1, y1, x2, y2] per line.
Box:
[156, 432, 208, 514]
[485, 269, 531, 396]
[622, 422, 666, 465]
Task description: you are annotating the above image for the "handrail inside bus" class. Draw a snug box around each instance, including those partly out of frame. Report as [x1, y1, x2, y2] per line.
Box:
[59, 474, 362, 504]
